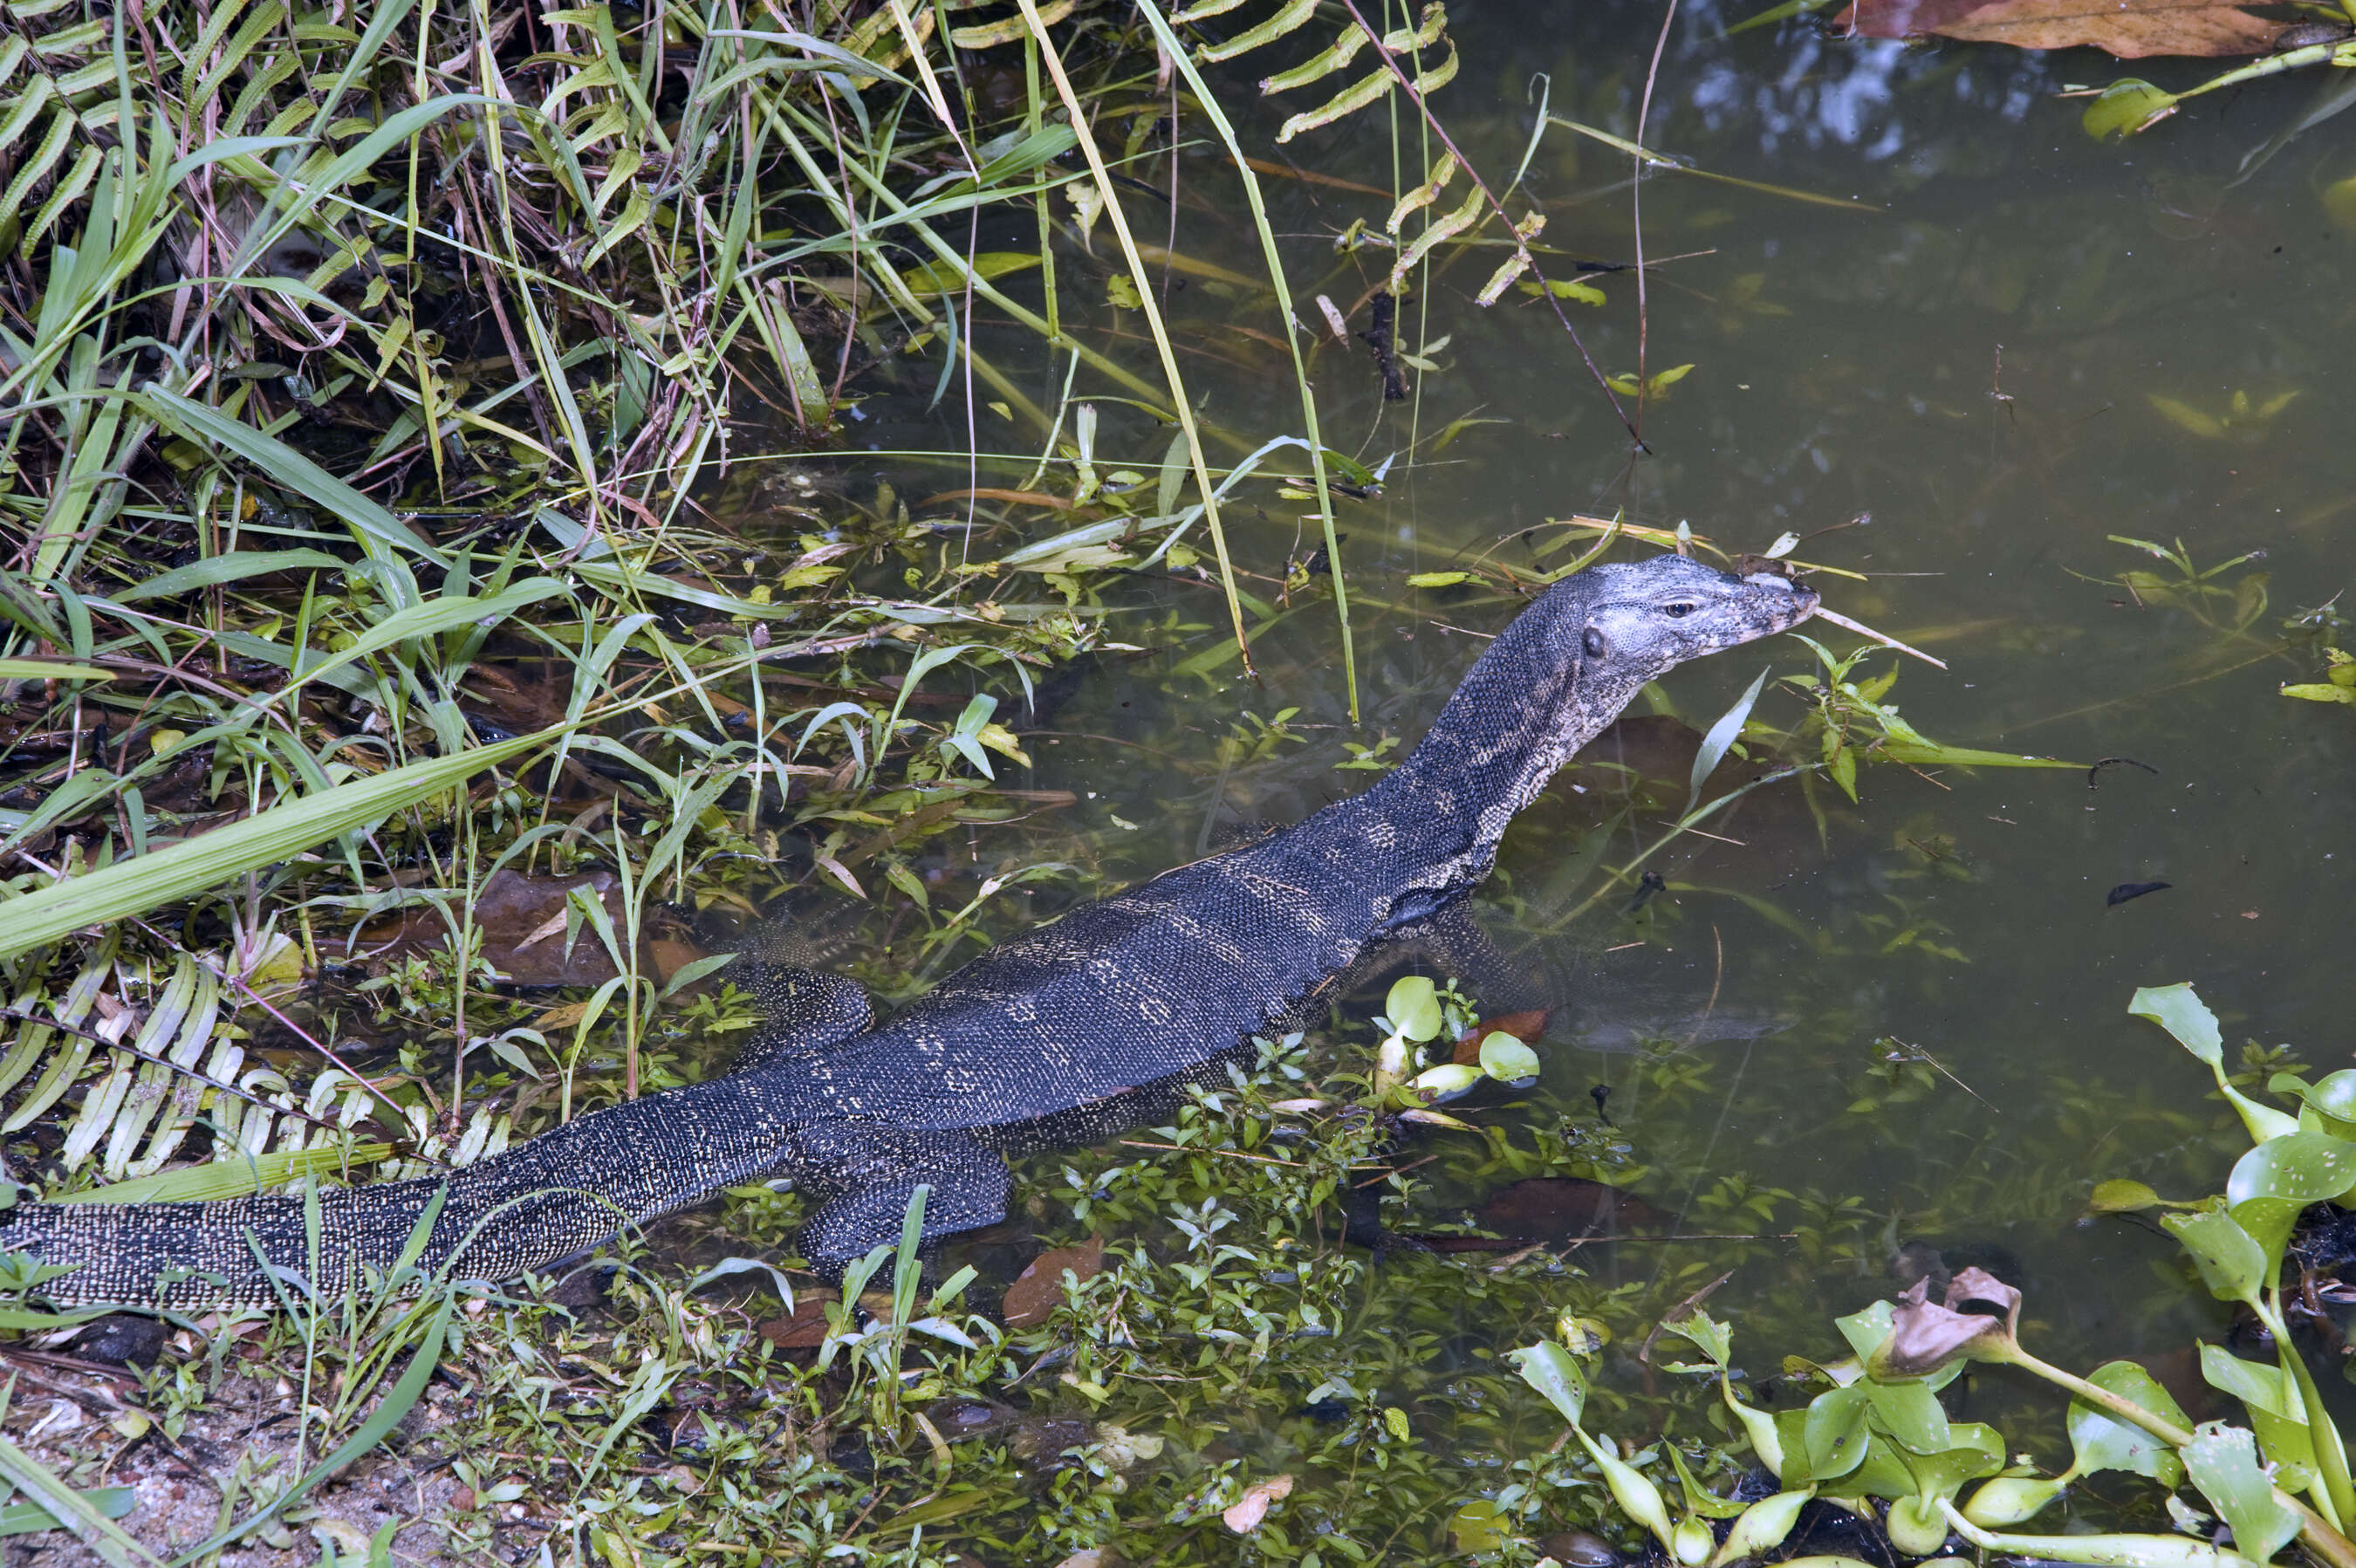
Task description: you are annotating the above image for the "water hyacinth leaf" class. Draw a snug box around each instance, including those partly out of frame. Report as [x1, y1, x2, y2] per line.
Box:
[1871, 1271, 2019, 1380]
[1476, 1030, 1539, 1082]
[1673, 1515, 1716, 1565]
[2197, 1345, 2291, 1419]
[1803, 1384, 1870, 1480]
[1385, 976, 1443, 1042]
[1865, 1377, 1954, 1455]
[2276, 1068, 2356, 1128]
[2132, 983, 2299, 1143]
[2069, 1361, 2190, 1487]
[1508, 1339, 1586, 1428]
[1669, 1307, 1733, 1368]
[2226, 1128, 2356, 1209]
[2196, 1346, 2317, 1477]
[2181, 1423, 2300, 1565]
[2163, 1208, 2268, 1304]
[2130, 982, 2223, 1065]
[1409, 1063, 1482, 1099]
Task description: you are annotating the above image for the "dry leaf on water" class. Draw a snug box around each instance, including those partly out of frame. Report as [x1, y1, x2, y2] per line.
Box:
[1873, 1265, 2024, 1378]
[1452, 1009, 1550, 1066]
[1223, 1473, 1295, 1533]
[757, 1291, 839, 1350]
[1836, 0, 2290, 57]
[1002, 1236, 1105, 1327]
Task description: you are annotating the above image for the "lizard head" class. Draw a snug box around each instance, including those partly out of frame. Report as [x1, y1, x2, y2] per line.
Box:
[1573, 553, 1818, 686]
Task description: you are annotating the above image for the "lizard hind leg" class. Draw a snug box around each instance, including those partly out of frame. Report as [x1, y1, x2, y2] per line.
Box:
[790, 1124, 1011, 1278]
[731, 967, 875, 1071]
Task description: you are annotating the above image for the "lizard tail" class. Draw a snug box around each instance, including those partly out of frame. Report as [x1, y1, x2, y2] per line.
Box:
[0, 1075, 800, 1307]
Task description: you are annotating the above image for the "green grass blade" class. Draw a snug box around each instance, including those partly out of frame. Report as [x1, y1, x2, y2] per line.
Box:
[52, 1141, 398, 1205]
[136, 388, 449, 567]
[0, 1436, 161, 1567]
[1013, 0, 1250, 673]
[0, 727, 555, 963]
[1134, 0, 1356, 718]
[0, 1487, 134, 1536]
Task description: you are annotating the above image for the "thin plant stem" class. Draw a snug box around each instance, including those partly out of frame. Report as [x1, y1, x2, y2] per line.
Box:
[1014, 0, 1253, 674]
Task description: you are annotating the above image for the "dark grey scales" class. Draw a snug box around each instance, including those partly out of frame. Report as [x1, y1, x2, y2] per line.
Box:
[0, 556, 1818, 1306]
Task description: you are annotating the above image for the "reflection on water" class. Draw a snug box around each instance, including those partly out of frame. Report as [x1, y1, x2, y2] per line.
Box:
[820, 0, 2355, 1373]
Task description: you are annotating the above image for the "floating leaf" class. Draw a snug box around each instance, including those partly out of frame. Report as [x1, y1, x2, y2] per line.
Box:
[2089, 1179, 2161, 1213]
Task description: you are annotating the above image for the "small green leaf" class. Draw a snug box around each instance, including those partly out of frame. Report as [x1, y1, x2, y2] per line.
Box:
[1405, 571, 1473, 588]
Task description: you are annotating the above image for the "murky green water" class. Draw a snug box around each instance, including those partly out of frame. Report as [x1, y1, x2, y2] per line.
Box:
[805, 0, 2356, 1523]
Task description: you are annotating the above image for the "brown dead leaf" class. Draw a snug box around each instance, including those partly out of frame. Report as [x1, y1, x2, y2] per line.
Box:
[347, 869, 629, 985]
[757, 1291, 839, 1350]
[1223, 1473, 1295, 1534]
[1002, 1237, 1104, 1327]
[1837, 0, 2288, 57]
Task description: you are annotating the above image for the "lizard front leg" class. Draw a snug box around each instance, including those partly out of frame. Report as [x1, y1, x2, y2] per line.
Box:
[789, 1123, 1011, 1276]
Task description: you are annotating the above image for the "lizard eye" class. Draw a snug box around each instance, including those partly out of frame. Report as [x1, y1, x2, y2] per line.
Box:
[1662, 600, 1698, 619]
[1582, 627, 1606, 658]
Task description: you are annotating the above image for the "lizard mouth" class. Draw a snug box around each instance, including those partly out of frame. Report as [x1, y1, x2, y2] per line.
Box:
[1743, 570, 1821, 632]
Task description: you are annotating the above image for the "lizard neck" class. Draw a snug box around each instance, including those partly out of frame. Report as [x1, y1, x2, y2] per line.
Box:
[1341, 585, 1639, 910]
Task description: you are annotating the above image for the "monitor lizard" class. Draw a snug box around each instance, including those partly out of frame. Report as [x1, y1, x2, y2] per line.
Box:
[0, 553, 1817, 1304]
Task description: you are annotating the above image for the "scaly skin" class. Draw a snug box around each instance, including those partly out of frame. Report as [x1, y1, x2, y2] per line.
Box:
[0, 556, 1816, 1305]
